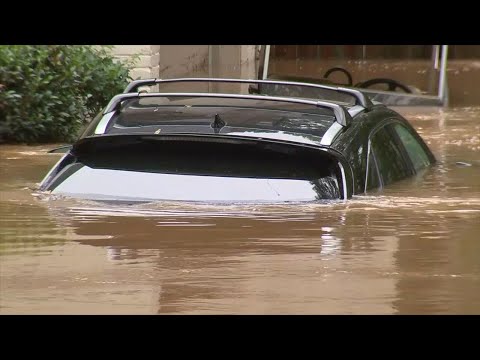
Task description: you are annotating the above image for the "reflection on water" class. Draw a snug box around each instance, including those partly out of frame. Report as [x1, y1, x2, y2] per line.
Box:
[1, 107, 479, 314]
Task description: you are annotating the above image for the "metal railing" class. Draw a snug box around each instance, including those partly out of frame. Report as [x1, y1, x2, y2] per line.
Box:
[102, 92, 353, 128]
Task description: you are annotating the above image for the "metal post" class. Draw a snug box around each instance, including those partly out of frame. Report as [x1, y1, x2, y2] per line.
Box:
[433, 45, 440, 69]
[262, 45, 271, 79]
[438, 45, 449, 104]
[428, 45, 440, 94]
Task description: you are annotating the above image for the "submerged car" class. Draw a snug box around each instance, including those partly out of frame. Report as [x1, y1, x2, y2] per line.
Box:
[39, 78, 436, 203]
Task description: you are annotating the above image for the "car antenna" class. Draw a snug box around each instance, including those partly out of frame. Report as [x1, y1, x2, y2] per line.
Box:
[211, 113, 226, 133]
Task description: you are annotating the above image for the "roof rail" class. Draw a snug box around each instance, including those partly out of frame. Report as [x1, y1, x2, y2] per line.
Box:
[123, 77, 373, 110]
[101, 92, 353, 130]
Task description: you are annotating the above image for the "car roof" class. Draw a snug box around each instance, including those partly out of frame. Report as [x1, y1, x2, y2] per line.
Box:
[103, 97, 362, 147]
[117, 97, 333, 124]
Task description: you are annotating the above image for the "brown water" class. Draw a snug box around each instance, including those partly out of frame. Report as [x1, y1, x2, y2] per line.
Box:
[1, 107, 479, 314]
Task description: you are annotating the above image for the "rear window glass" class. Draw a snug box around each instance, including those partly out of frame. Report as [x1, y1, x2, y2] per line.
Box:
[47, 137, 344, 202]
[50, 166, 338, 203]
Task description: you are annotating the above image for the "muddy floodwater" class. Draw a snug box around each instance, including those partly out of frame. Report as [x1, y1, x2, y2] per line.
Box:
[1, 107, 479, 314]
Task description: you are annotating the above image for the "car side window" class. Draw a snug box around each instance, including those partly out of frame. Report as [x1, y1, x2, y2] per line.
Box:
[369, 126, 412, 186]
[392, 124, 432, 172]
[366, 149, 381, 190]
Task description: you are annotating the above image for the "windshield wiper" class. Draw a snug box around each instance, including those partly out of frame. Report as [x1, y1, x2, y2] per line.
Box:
[211, 114, 226, 133]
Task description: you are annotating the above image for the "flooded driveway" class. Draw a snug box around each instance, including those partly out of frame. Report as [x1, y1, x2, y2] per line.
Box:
[1, 107, 479, 314]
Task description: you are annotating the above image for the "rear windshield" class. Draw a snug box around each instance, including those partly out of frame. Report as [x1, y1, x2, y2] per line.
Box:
[46, 136, 343, 202]
[50, 166, 337, 203]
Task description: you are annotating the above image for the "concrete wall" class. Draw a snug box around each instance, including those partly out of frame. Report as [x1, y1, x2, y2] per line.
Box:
[111, 45, 155, 80]
[112, 45, 259, 90]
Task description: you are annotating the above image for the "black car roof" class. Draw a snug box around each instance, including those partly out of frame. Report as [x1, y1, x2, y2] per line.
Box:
[115, 97, 335, 132]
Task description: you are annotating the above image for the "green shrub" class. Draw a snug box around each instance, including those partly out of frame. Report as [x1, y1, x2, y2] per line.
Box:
[0, 45, 137, 144]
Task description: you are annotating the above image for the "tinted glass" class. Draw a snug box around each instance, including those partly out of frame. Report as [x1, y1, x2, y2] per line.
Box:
[50, 166, 326, 203]
[370, 126, 411, 185]
[46, 136, 343, 202]
[393, 124, 431, 172]
[366, 149, 381, 190]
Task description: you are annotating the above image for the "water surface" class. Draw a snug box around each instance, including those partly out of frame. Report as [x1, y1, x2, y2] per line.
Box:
[1, 106, 479, 314]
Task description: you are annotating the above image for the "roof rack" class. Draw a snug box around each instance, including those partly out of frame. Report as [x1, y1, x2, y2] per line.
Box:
[100, 92, 352, 132]
[123, 77, 373, 110]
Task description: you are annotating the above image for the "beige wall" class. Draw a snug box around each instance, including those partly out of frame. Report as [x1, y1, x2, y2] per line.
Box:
[112, 45, 259, 88]
[111, 45, 155, 80]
